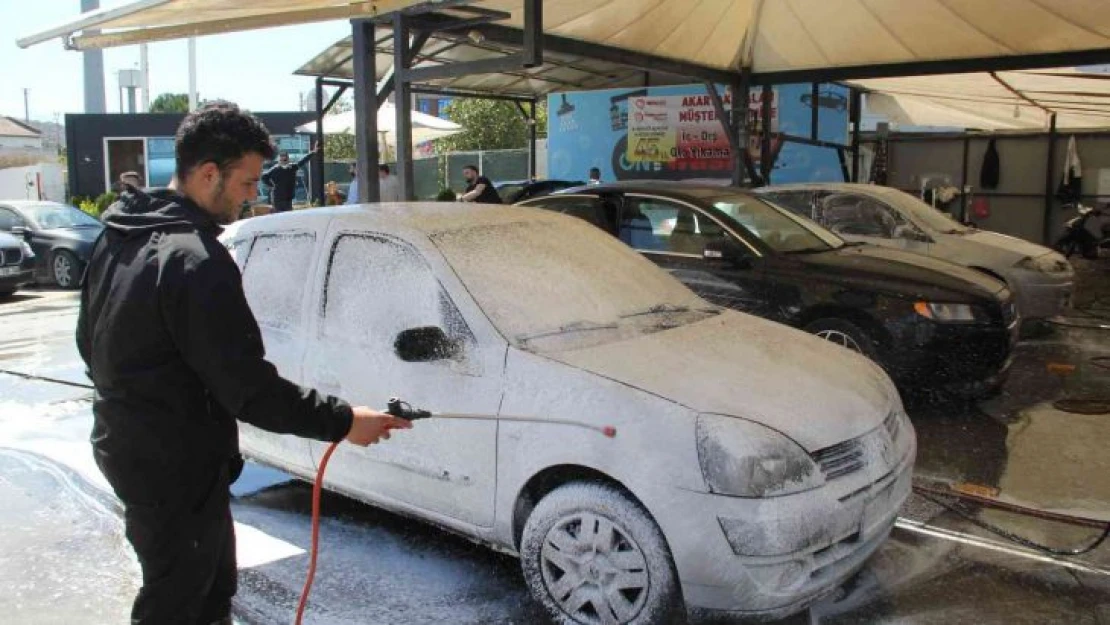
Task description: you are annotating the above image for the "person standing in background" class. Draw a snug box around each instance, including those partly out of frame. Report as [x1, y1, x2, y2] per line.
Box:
[261, 143, 318, 212]
[345, 164, 359, 205]
[588, 167, 602, 185]
[379, 165, 402, 202]
[459, 165, 502, 204]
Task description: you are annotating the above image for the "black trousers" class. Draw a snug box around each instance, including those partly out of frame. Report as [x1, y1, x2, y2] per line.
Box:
[271, 197, 294, 212]
[122, 467, 237, 625]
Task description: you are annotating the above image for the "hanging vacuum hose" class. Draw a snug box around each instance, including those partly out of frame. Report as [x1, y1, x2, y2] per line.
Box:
[293, 398, 618, 625]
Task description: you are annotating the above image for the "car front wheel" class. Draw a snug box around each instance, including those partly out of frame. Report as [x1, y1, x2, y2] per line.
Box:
[52, 250, 80, 289]
[804, 317, 879, 360]
[520, 482, 682, 625]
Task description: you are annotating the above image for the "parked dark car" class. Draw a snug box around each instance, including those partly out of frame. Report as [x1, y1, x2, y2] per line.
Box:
[520, 182, 1018, 397]
[0, 230, 35, 297]
[0, 201, 104, 288]
[495, 179, 584, 204]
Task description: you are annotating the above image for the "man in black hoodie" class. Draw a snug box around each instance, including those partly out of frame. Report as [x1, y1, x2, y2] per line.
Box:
[77, 102, 412, 625]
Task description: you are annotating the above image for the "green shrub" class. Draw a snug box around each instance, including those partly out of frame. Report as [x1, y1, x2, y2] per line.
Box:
[435, 188, 457, 202]
[94, 192, 118, 214]
[78, 199, 100, 220]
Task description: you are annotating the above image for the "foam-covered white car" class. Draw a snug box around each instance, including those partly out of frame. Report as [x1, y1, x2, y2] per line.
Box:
[757, 183, 1074, 321]
[221, 204, 916, 624]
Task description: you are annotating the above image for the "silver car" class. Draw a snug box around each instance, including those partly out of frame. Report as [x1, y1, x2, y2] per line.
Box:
[221, 203, 915, 624]
[756, 183, 1074, 321]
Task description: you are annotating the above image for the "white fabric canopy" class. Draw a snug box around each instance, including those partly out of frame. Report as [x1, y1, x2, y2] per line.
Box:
[18, 0, 1110, 80]
[856, 68, 1110, 130]
[296, 103, 463, 158]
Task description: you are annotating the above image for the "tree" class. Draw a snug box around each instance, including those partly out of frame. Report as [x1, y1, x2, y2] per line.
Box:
[149, 93, 190, 113]
[323, 133, 356, 161]
[435, 98, 543, 153]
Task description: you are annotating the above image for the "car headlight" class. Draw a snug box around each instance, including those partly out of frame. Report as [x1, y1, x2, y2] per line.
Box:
[20, 242, 34, 258]
[1016, 253, 1070, 273]
[696, 414, 824, 498]
[913, 301, 988, 323]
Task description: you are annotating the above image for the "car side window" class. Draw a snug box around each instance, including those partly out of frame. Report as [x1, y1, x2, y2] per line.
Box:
[225, 236, 255, 271]
[818, 193, 907, 239]
[321, 234, 474, 362]
[240, 232, 315, 331]
[528, 196, 609, 229]
[0, 208, 24, 230]
[761, 192, 814, 219]
[623, 198, 729, 256]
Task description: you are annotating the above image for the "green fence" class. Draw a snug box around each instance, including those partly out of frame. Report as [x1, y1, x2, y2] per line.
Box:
[323, 148, 531, 201]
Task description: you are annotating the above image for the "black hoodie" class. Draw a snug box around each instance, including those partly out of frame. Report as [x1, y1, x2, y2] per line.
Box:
[77, 188, 352, 507]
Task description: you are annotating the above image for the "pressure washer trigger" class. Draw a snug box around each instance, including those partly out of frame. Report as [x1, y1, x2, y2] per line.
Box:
[386, 397, 433, 421]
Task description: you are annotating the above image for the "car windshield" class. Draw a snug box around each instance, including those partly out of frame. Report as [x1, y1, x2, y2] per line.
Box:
[25, 203, 101, 229]
[430, 217, 715, 352]
[707, 194, 844, 253]
[877, 189, 971, 234]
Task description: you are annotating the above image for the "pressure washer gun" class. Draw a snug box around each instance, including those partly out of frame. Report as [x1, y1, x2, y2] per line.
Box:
[385, 397, 433, 421]
[383, 396, 616, 437]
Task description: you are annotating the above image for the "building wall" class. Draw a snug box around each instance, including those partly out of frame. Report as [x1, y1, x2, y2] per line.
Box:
[0, 135, 43, 150]
[870, 131, 1110, 244]
[65, 112, 315, 199]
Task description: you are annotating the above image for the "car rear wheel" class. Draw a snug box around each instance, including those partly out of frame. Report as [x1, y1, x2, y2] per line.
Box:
[52, 250, 79, 289]
[804, 317, 878, 360]
[520, 483, 682, 625]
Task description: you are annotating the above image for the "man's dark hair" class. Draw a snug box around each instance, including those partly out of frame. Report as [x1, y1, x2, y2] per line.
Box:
[589, 167, 601, 177]
[174, 102, 276, 180]
[463, 164, 479, 174]
[379, 164, 390, 174]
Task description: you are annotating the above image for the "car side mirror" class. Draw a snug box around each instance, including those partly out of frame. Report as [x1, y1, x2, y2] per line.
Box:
[703, 239, 753, 268]
[894, 225, 930, 243]
[394, 326, 460, 363]
[11, 226, 31, 243]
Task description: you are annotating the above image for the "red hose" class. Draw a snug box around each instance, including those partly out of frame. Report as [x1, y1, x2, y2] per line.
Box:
[294, 440, 341, 625]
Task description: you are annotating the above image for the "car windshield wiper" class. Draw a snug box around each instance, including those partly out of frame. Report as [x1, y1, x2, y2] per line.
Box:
[782, 246, 832, 255]
[518, 320, 619, 342]
[619, 303, 692, 319]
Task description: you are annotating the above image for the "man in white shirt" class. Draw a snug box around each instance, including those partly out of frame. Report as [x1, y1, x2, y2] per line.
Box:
[379, 164, 402, 202]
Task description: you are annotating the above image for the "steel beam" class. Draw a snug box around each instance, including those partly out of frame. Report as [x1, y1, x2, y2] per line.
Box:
[314, 78, 326, 206]
[412, 85, 532, 103]
[850, 89, 862, 182]
[402, 55, 533, 83]
[394, 13, 415, 200]
[760, 85, 773, 183]
[735, 72, 758, 185]
[352, 19, 380, 202]
[473, 23, 738, 85]
[810, 83, 819, 141]
[751, 48, 1110, 85]
[522, 0, 542, 68]
[1043, 113, 1058, 245]
[378, 30, 431, 105]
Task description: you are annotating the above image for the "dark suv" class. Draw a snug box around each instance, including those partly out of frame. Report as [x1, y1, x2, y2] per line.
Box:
[519, 183, 1018, 397]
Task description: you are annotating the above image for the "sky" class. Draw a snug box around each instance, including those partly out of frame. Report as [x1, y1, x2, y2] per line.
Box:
[0, 0, 353, 123]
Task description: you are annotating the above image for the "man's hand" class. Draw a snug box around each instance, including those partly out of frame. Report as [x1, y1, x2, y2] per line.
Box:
[345, 406, 413, 446]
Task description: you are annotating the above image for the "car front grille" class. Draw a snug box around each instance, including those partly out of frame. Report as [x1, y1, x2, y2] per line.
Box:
[0, 248, 22, 266]
[812, 438, 865, 481]
[813, 411, 904, 482]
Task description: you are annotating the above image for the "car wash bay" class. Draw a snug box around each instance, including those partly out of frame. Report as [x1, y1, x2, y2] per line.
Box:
[1, 270, 1108, 623]
[11, 1, 1110, 623]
